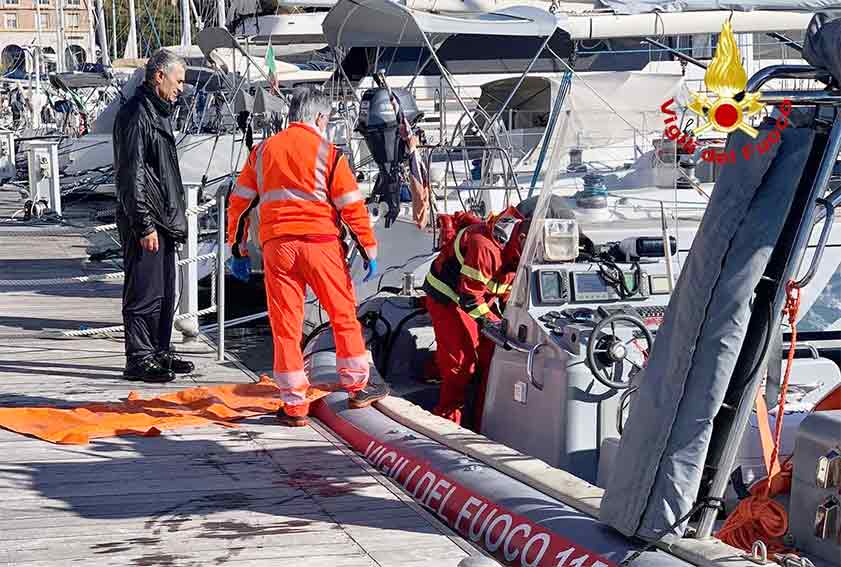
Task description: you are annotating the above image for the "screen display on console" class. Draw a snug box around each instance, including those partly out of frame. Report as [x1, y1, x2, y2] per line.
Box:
[575, 272, 606, 294]
[572, 271, 619, 301]
[575, 272, 607, 296]
[539, 271, 562, 301]
[649, 274, 671, 295]
[572, 269, 647, 301]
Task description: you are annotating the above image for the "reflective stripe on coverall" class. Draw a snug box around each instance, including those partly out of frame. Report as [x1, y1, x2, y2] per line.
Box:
[422, 221, 517, 426]
[227, 122, 377, 408]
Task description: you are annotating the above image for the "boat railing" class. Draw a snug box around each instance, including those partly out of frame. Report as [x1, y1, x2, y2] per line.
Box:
[422, 143, 523, 216]
[0, 181, 223, 353]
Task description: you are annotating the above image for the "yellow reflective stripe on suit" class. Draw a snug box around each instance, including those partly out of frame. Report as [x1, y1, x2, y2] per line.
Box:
[454, 228, 495, 286]
[425, 272, 460, 303]
[467, 303, 491, 319]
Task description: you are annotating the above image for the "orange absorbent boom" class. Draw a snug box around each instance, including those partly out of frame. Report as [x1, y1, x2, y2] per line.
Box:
[0, 377, 328, 444]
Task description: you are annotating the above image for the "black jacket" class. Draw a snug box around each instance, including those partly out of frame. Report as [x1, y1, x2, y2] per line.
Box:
[113, 84, 188, 243]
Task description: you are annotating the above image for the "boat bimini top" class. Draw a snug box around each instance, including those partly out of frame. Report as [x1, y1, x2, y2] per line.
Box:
[322, 0, 815, 51]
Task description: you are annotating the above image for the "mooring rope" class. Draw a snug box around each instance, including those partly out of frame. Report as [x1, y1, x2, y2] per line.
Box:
[0, 200, 216, 237]
[0, 252, 217, 288]
[59, 306, 218, 337]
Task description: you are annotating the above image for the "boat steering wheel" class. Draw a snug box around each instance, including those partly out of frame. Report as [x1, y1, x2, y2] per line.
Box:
[585, 314, 653, 390]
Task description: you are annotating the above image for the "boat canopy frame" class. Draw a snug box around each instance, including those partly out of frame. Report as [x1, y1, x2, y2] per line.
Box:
[323, 0, 570, 144]
[196, 27, 290, 131]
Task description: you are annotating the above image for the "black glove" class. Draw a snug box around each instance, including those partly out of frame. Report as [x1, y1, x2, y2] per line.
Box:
[478, 318, 507, 348]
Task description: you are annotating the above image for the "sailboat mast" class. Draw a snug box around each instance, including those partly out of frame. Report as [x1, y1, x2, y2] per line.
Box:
[124, 0, 138, 59]
[111, 0, 117, 61]
[54, 0, 65, 72]
[34, 0, 42, 45]
[95, 0, 110, 65]
[217, 0, 225, 28]
[87, 0, 96, 64]
[180, 0, 192, 48]
[33, 0, 42, 127]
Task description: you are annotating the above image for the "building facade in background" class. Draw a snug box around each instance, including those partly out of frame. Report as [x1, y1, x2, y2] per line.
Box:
[0, 0, 95, 75]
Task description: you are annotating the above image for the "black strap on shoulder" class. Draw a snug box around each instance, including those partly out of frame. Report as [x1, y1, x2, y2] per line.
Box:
[325, 148, 371, 263]
[325, 149, 342, 200]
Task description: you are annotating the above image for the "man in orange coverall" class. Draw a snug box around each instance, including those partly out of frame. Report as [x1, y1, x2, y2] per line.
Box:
[227, 87, 388, 426]
[422, 208, 530, 428]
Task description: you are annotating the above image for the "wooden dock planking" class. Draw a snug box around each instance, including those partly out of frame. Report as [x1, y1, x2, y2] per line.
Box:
[0, 187, 477, 566]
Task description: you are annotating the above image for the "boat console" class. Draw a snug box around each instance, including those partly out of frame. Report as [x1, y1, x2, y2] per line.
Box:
[481, 223, 841, 493]
[482, 231, 674, 484]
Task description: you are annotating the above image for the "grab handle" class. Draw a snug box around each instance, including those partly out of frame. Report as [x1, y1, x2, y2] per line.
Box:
[480, 326, 545, 391]
[796, 198, 834, 288]
[526, 343, 546, 391]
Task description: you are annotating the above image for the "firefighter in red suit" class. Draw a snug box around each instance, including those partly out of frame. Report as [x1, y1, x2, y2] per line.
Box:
[422, 207, 530, 428]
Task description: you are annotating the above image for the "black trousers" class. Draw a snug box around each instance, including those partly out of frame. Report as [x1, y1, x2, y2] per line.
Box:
[120, 227, 177, 365]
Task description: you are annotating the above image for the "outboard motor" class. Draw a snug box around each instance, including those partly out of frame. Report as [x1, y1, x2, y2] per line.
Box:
[356, 75, 422, 227]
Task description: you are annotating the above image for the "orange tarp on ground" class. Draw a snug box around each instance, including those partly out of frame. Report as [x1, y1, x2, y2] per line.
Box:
[0, 377, 328, 444]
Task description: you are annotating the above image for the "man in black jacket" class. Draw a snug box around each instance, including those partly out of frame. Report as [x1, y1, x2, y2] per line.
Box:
[113, 48, 194, 382]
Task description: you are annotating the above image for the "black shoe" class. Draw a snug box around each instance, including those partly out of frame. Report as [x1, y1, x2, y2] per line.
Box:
[276, 410, 310, 427]
[123, 358, 176, 383]
[276, 402, 310, 427]
[157, 351, 195, 374]
[348, 380, 390, 409]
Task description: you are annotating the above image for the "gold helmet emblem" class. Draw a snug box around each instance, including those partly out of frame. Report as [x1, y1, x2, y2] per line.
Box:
[687, 20, 765, 138]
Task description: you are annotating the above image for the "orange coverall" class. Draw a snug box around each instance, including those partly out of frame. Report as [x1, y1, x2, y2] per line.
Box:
[227, 122, 377, 411]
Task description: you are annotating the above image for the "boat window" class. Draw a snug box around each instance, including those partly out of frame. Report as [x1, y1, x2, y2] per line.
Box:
[343, 33, 677, 80]
[752, 30, 805, 61]
[507, 69, 707, 308]
[798, 261, 841, 333]
[350, 34, 571, 79]
[691, 33, 719, 60]
[688, 32, 805, 62]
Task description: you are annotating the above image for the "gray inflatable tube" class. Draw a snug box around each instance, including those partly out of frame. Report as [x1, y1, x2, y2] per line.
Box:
[305, 349, 693, 567]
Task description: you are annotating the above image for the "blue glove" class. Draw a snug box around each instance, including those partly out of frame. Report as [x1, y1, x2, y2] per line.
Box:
[227, 256, 251, 282]
[363, 258, 378, 283]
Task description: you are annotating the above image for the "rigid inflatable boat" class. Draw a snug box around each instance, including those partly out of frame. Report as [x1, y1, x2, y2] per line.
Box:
[297, 33, 841, 567]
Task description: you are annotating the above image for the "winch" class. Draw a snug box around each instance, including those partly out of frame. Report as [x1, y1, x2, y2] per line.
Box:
[574, 172, 608, 210]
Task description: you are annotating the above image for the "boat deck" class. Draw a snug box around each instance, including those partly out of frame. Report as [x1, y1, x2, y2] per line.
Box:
[0, 186, 478, 566]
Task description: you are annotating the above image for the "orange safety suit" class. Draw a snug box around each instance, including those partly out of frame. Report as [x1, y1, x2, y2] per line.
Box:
[422, 208, 524, 428]
[227, 122, 377, 409]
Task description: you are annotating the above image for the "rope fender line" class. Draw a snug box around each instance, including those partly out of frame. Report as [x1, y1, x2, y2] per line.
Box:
[59, 261, 219, 338]
[0, 252, 218, 287]
[717, 280, 801, 556]
[58, 306, 219, 337]
[0, 200, 218, 238]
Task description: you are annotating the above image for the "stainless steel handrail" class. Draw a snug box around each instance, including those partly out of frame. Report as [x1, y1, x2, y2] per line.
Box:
[796, 199, 835, 288]
[423, 144, 524, 202]
[480, 325, 545, 391]
[745, 64, 832, 92]
[760, 91, 841, 106]
[783, 343, 821, 360]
